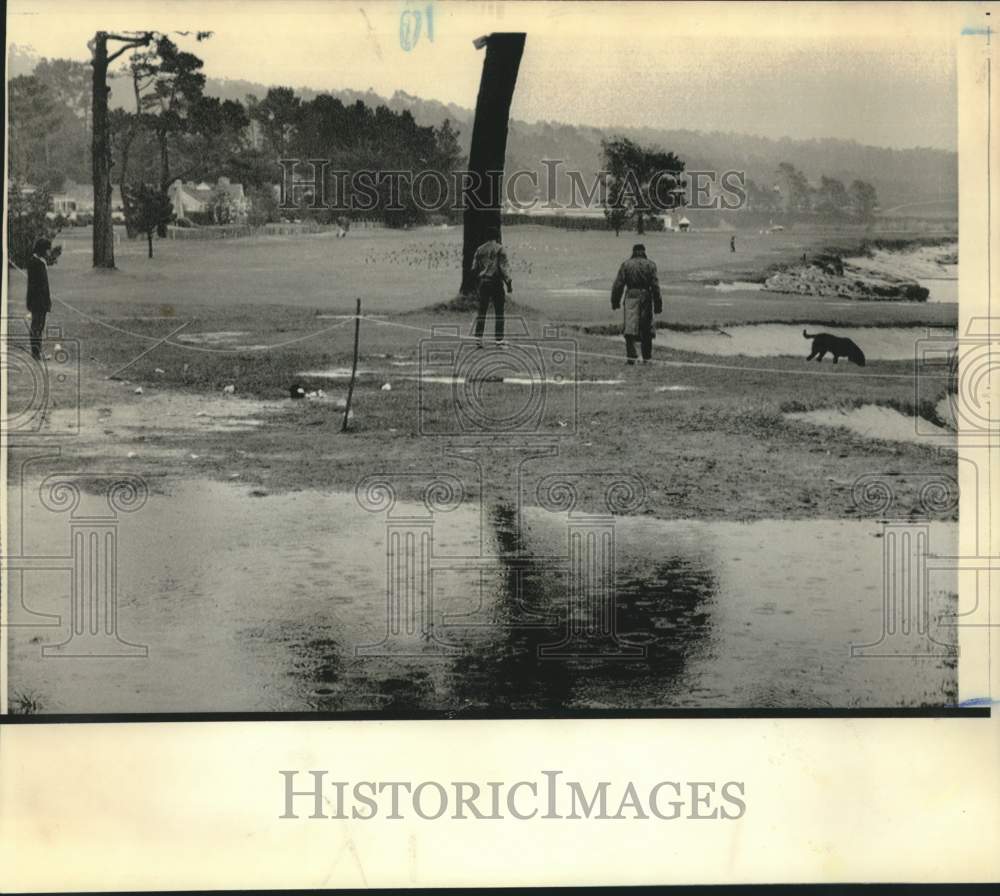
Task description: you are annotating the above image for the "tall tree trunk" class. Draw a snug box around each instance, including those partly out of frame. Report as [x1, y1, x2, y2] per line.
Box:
[147, 230, 154, 258]
[157, 134, 171, 237]
[460, 33, 526, 296]
[91, 33, 115, 268]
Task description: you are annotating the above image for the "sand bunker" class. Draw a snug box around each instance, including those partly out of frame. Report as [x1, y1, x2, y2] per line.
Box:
[843, 243, 958, 304]
[786, 404, 955, 449]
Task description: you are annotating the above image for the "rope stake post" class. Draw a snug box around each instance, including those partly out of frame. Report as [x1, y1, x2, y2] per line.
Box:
[342, 297, 362, 432]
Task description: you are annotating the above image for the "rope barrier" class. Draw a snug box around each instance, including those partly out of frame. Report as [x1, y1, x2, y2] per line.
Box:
[8, 261, 355, 353]
[7, 261, 951, 378]
[357, 315, 952, 381]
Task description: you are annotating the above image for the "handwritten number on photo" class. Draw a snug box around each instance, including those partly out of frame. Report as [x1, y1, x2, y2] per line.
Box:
[400, 5, 434, 51]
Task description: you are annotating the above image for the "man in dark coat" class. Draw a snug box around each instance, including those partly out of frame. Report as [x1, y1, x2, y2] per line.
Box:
[26, 238, 53, 360]
[471, 227, 512, 347]
[611, 243, 662, 364]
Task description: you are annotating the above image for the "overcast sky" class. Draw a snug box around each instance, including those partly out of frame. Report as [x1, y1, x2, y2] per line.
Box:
[7, 1, 961, 150]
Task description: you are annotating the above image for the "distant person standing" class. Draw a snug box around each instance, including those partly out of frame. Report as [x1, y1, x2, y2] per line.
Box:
[26, 238, 52, 361]
[471, 227, 512, 347]
[611, 243, 662, 365]
[730, 235, 736, 253]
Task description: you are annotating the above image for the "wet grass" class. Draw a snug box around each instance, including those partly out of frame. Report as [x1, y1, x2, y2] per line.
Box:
[8, 224, 960, 521]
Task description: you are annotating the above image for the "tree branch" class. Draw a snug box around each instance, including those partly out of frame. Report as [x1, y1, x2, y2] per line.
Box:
[106, 35, 155, 65]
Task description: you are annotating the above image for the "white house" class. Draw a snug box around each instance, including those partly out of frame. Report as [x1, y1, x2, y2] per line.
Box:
[45, 181, 124, 222]
[168, 177, 249, 223]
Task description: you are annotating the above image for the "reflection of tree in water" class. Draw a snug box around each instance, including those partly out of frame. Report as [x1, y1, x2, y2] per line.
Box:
[602, 556, 718, 692]
[447, 506, 720, 712]
[447, 503, 573, 711]
[289, 633, 439, 713]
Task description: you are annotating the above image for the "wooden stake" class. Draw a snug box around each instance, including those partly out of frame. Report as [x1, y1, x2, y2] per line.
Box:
[341, 298, 362, 432]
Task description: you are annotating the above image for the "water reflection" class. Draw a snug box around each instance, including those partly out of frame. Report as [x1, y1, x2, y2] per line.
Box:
[7, 481, 957, 713]
[442, 505, 720, 712]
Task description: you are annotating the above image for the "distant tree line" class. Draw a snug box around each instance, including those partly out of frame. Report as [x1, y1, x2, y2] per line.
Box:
[744, 161, 879, 222]
[8, 42, 467, 259]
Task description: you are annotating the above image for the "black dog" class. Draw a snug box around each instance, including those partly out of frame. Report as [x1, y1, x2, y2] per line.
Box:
[803, 329, 866, 366]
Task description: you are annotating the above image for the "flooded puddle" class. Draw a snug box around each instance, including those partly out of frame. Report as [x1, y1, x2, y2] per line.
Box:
[36, 392, 288, 437]
[299, 367, 377, 379]
[300, 368, 625, 386]
[647, 325, 955, 359]
[176, 330, 248, 344]
[410, 375, 624, 386]
[705, 281, 764, 292]
[174, 331, 272, 350]
[786, 404, 956, 449]
[7, 480, 957, 713]
[918, 278, 959, 303]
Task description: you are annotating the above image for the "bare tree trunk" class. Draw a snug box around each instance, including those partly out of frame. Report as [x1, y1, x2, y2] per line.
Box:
[460, 33, 525, 296]
[147, 230, 154, 258]
[157, 134, 171, 237]
[91, 33, 115, 268]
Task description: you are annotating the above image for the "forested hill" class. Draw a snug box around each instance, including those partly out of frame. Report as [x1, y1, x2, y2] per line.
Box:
[196, 76, 958, 212]
[7, 45, 957, 211]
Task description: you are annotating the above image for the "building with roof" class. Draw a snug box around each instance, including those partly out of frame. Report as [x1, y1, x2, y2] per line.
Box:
[168, 177, 249, 224]
[44, 180, 124, 223]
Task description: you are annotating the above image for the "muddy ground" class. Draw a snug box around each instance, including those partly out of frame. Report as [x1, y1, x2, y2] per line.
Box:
[8, 225, 957, 521]
[5, 224, 960, 712]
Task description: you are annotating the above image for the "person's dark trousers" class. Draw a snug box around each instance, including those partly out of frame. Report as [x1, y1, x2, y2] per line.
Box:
[474, 279, 506, 344]
[29, 310, 47, 360]
[624, 333, 652, 363]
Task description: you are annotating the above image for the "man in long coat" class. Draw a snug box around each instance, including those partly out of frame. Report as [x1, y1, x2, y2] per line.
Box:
[26, 237, 53, 361]
[611, 243, 662, 364]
